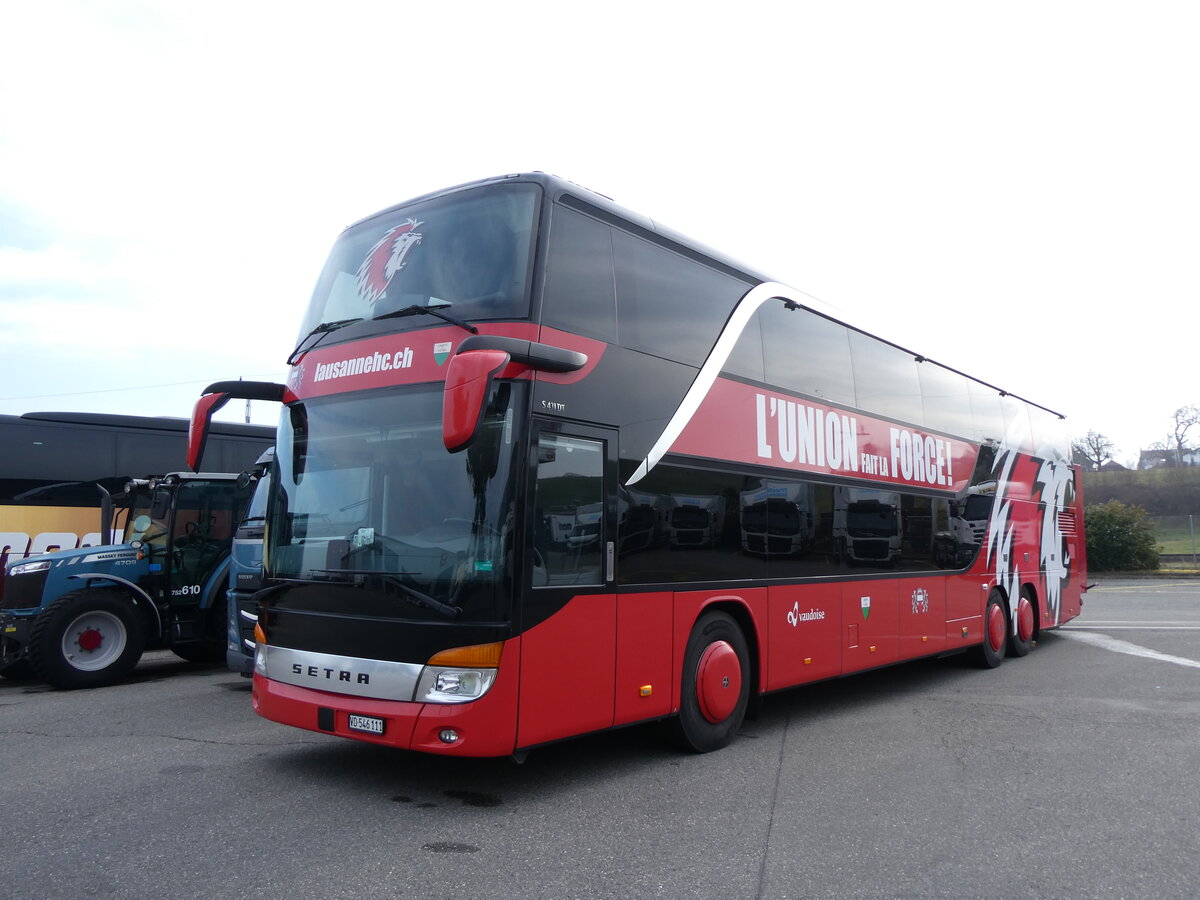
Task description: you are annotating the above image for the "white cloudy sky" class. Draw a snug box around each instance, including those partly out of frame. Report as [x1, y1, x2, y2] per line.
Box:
[1, 0, 1197, 465]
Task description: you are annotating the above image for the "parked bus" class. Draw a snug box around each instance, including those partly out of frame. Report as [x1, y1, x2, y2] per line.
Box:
[0, 412, 273, 571]
[189, 173, 1087, 758]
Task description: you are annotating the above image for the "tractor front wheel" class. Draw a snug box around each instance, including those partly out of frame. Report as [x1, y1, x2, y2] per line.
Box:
[28, 590, 146, 689]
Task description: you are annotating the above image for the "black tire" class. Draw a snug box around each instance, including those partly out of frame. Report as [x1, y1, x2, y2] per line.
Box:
[171, 642, 225, 663]
[28, 589, 146, 689]
[171, 596, 227, 663]
[1007, 587, 1036, 658]
[973, 589, 1007, 669]
[0, 658, 34, 681]
[668, 610, 751, 753]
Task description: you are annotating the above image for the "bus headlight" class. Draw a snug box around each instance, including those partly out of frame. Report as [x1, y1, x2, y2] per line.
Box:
[254, 644, 268, 676]
[416, 666, 497, 703]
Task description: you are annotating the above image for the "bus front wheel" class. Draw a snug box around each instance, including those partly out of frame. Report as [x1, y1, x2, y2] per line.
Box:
[669, 610, 750, 753]
[28, 590, 146, 689]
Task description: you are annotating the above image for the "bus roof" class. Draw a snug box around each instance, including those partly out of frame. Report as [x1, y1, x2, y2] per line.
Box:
[340, 173, 1064, 421]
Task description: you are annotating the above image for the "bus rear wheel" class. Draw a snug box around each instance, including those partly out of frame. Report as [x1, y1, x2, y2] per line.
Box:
[1007, 588, 1036, 657]
[974, 589, 1007, 669]
[28, 590, 146, 689]
[669, 610, 750, 753]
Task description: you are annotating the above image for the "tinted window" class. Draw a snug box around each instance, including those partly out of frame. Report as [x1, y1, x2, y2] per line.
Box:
[612, 230, 751, 367]
[969, 381, 1006, 446]
[760, 304, 856, 407]
[617, 464, 768, 584]
[618, 461, 977, 582]
[723, 306, 765, 382]
[899, 493, 936, 566]
[542, 206, 617, 343]
[534, 434, 605, 587]
[298, 183, 539, 339]
[1001, 395, 1032, 452]
[117, 433, 184, 478]
[918, 362, 974, 438]
[269, 386, 523, 624]
[849, 332, 923, 424]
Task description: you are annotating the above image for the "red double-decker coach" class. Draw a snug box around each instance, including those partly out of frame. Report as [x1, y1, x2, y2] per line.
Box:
[190, 173, 1087, 758]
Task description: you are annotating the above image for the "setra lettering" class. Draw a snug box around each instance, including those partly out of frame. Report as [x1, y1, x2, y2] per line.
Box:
[291, 662, 370, 685]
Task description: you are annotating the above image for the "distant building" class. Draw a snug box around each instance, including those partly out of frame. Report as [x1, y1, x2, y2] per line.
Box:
[1138, 448, 1200, 469]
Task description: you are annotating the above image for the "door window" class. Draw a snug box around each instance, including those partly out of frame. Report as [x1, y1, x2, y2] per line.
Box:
[533, 434, 605, 586]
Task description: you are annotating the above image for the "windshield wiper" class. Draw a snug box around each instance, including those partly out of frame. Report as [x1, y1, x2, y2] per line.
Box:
[375, 304, 478, 334]
[285, 303, 477, 366]
[309, 568, 463, 619]
[286, 317, 363, 365]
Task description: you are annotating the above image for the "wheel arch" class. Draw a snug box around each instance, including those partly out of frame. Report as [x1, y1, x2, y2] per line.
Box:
[67, 573, 162, 636]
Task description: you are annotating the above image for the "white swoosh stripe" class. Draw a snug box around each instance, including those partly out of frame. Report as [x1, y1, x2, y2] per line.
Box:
[626, 281, 808, 486]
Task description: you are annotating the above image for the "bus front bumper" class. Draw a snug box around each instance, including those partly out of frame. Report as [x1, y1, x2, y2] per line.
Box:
[251, 670, 520, 758]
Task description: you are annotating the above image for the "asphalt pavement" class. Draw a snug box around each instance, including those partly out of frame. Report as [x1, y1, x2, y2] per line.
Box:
[1, 576, 1197, 899]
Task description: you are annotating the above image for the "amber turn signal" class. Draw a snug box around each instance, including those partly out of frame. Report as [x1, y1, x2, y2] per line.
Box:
[427, 642, 504, 667]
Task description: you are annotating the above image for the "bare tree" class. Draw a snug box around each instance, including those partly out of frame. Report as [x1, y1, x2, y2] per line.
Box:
[1072, 430, 1115, 470]
[1170, 405, 1200, 464]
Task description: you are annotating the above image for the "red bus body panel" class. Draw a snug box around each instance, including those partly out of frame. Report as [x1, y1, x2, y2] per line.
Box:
[517, 594, 617, 748]
[615, 591, 675, 724]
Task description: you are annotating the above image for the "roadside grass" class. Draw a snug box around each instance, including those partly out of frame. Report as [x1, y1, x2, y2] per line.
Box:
[1154, 521, 1199, 555]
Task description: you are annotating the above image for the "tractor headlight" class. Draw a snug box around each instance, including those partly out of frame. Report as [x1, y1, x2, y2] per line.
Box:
[8, 561, 50, 576]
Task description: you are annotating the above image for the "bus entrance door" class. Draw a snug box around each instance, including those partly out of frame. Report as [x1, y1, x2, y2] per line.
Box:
[518, 423, 618, 749]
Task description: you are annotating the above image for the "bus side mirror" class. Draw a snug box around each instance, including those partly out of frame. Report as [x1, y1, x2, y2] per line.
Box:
[441, 335, 588, 453]
[188, 380, 286, 472]
[188, 392, 233, 472]
[443, 349, 511, 453]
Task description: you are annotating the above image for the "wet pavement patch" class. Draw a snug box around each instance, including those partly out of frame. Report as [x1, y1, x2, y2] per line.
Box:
[444, 789, 501, 807]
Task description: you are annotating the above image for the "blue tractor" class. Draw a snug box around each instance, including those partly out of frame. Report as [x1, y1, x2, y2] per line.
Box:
[0, 471, 257, 689]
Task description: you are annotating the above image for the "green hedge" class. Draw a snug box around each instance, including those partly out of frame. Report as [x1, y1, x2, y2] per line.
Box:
[1084, 500, 1160, 571]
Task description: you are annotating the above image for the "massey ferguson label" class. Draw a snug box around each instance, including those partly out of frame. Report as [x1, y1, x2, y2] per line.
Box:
[671, 378, 977, 494]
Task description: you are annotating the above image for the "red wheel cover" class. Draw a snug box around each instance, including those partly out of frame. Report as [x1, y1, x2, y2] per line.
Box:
[696, 640, 741, 724]
[987, 602, 1007, 653]
[1016, 595, 1035, 642]
[77, 628, 104, 652]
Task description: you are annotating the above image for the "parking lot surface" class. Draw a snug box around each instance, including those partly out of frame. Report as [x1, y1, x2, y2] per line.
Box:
[2, 577, 1197, 898]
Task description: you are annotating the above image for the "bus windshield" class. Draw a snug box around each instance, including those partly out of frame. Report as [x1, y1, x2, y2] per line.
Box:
[268, 384, 524, 624]
[297, 182, 540, 340]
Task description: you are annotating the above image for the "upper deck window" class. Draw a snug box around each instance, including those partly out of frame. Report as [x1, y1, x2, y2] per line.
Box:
[297, 183, 540, 341]
[542, 205, 754, 367]
[612, 230, 752, 367]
